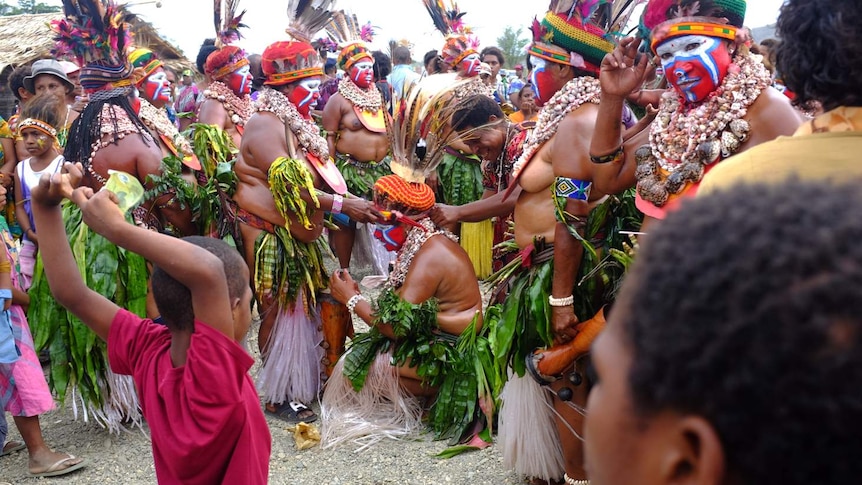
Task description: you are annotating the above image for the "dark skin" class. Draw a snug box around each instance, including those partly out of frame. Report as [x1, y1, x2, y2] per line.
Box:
[591, 37, 802, 229]
[14, 127, 62, 245]
[514, 60, 610, 481]
[235, 81, 381, 414]
[322, 62, 391, 268]
[430, 119, 519, 230]
[330, 200, 483, 397]
[26, 163, 243, 475]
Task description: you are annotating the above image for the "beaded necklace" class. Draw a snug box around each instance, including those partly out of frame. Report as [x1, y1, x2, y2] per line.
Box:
[337, 78, 383, 112]
[254, 87, 329, 161]
[138, 98, 195, 158]
[87, 104, 154, 186]
[637, 52, 773, 207]
[203, 81, 253, 127]
[512, 76, 602, 176]
[388, 217, 458, 290]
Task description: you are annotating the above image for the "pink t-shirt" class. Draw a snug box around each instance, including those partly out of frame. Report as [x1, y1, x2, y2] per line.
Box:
[108, 309, 270, 484]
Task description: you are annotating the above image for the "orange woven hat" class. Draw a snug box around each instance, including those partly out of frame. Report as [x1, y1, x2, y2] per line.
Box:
[374, 175, 435, 212]
[262, 41, 323, 86]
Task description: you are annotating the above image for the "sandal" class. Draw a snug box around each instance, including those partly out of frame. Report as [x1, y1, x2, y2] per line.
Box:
[1, 440, 25, 457]
[266, 400, 318, 424]
[29, 454, 86, 477]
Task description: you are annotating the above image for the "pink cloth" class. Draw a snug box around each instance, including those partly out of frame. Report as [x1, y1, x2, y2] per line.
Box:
[0, 245, 54, 417]
[108, 309, 271, 484]
[18, 240, 35, 290]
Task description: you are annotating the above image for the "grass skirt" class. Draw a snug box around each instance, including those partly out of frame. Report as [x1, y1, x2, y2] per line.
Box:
[498, 373, 565, 481]
[460, 219, 493, 279]
[256, 290, 324, 404]
[321, 350, 422, 451]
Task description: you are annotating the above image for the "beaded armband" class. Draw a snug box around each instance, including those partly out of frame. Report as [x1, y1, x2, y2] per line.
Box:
[590, 146, 624, 165]
[554, 177, 591, 228]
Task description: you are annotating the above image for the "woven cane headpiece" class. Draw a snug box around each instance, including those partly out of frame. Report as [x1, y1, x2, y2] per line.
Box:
[641, 0, 746, 53]
[326, 10, 375, 71]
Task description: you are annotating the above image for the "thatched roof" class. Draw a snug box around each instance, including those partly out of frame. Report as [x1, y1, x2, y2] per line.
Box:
[0, 12, 195, 74]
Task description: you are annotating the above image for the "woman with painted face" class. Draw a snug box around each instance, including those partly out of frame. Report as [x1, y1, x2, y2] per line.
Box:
[234, 37, 380, 426]
[200, 46, 253, 150]
[589, 0, 802, 229]
[128, 48, 202, 179]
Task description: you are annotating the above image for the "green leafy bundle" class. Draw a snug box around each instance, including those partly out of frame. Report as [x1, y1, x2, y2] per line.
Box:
[28, 203, 148, 414]
[438, 152, 484, 206]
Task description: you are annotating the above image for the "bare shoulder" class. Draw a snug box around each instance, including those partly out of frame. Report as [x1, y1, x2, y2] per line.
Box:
[197, 98, 227, 126]
[748, 87, 802, 140]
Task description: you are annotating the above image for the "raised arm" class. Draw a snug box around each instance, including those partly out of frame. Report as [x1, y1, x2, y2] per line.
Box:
[31, 164, 120, 341]
[69, 185, 234, 339]
[591, 37, 651, 195]
[430, 187, 520, 228]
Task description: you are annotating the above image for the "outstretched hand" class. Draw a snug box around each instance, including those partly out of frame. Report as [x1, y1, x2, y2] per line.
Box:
[600, 37, 650, 98]
[32, 162, 84, 207]
[429, 204, 461, 231]
[329, 269, 360, 305]
[341, 196, 383, 224]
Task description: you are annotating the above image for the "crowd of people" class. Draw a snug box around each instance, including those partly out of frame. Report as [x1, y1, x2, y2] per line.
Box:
[2, 0, 862, 484]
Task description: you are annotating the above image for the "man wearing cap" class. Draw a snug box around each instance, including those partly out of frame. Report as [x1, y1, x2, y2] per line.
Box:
[199, 45, 253, 149]
[128, 48, 200, 182]
[590, 0, 801, 229]
[490, 3, 643, 483]
[24, 59, 79, 145]
[322, 39, 392, 269]
[236, 39, 380, 423]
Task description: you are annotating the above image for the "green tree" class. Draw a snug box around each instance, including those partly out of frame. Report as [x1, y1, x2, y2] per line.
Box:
[496, 26, 529, 69]
[0, 0, 61, 15]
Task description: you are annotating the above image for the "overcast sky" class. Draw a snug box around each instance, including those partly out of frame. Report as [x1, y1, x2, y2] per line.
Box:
[53, 0, 787, 62]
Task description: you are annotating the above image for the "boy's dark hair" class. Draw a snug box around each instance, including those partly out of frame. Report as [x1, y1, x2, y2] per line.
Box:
[393, 46, 412, 65]
[247, 53, 265, 90]
[372, 50, 392, 79]
[196, 39, 218, 75]
[776, 0, 862, 111]
[423, 49, 438, 67]
[20, 92, 62, 128]
[152, 236, 247, 332]
[618, 180, 862, 485]
[8, 64, 32, 101]
[481, 46, 505, 67]
[451, 94, 504, 132]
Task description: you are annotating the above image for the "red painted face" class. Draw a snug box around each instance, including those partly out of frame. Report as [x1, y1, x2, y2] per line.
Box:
[225, 64, 253, 96]
[288, 77, 322, 118]
[373, 223, 407, 251]
[529, 55, 557, 107]
[459, 53, 481, 78]
[657, 35, 732, 104]
[349, 57, 375, 89]
[143, 68, 171, 105]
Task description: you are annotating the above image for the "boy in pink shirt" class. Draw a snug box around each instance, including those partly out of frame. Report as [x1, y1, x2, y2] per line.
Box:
[31, 163, 270, 484]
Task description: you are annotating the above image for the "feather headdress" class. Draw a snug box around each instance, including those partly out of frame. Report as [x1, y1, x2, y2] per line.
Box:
[213, 0, 248, 48]
[286, 0, 337, 44]
[326, 10, 376, 71]
[51, 0, 134, 69]
[387, 73, 471, 184]
[423, 0, 469, 36]
[528, 0, 645, 74]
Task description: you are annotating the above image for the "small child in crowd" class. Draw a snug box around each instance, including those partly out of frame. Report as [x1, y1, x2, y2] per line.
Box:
[31, 162, 270, 484]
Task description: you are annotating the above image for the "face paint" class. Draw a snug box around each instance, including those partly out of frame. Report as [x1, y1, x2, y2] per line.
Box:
[226, 64, 253, 96]
[373, 223, 407, 252]
[657, 35, 732, 104]
[144, 70, 171, 104]
[36, 136, 46, 149]
[529, 55, 556, 107]
[349, 59, 375, 89]
[459, 53, 481, 78]
[288, 78, 322, 117]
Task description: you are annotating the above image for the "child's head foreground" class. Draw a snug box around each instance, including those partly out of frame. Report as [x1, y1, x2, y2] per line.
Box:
[586, 180, 862, 485]
[152, 236, 252, 342]
[18, 92, 62, 158]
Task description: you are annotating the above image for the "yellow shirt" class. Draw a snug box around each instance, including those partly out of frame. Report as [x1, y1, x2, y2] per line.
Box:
[700, 107, 862, 195]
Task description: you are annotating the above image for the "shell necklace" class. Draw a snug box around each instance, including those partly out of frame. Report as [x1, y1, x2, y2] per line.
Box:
[254, 87, 329, 161]
[203, 81, 252, 127]
[337, 78, 383, 112]
[512, 76, 602, 176]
